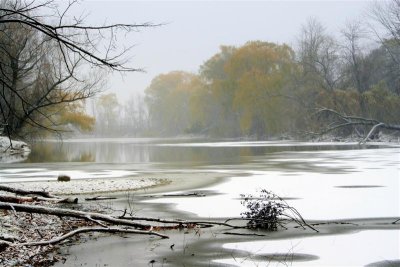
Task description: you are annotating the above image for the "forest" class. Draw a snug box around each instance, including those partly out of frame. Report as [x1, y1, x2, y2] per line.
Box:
[91, 15, 400, 139]
[1, 1, 400, 140]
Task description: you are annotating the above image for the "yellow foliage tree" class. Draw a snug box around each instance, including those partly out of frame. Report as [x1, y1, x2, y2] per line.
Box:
[227, 41, 298, 138]
[145, 71, 199, 135]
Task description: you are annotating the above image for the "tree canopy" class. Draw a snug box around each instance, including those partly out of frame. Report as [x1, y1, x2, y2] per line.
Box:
[0, 0, 154, 139]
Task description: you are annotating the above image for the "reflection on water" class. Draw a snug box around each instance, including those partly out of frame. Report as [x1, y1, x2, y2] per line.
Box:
[217, 230, 400, 266]
[0, 139, 397, 184]
[25, 138, 388, 165]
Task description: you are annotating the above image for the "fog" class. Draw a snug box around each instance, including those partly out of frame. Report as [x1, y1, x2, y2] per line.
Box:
[74, 1, 372, 99]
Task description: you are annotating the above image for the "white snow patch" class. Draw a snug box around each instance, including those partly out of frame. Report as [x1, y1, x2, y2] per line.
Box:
[0, 136, 31, 163]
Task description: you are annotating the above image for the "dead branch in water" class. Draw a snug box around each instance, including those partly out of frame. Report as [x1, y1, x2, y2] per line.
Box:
[312, 108, 400, 143]
[118, 214, 244, 229]
[85, 196, 117, 201]
[0, 185, 321, 266]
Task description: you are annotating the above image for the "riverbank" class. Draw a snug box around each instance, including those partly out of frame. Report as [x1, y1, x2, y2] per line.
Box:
[0, 171, 228, 267]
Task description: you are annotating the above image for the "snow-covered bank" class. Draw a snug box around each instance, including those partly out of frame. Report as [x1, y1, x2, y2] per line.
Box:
[0, 136, 31, 163]
[6, 177, 170, 195]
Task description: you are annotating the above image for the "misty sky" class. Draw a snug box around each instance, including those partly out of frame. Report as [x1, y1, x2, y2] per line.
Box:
[75, 1, 373, 100]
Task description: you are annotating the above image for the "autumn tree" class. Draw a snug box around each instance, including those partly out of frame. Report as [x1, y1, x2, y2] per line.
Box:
[0, 0, 154, 139]
[227, 41, 298, 138]
[193, 46, 240, 137]
[145, 71, 199, 136]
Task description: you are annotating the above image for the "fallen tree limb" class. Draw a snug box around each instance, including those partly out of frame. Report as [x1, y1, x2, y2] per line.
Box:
[0, 194, 77, 204]
[117, 215, 244, 229]
[312, 108, 400, 142]
[0, 185, 57, 199]
[0, 202, 151, 230]
[144, 193, 206, 198]
[360, 122, 385, 145]
[85, 196, 117, 201]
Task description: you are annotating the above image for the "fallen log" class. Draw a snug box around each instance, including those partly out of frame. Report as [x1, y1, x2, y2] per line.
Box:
[85, 196, 117, 201]
[0, 202, 151, 230]
[0, 185, 57, 198]
[0, 195, 77, 204]
[118, 215, 243, 229]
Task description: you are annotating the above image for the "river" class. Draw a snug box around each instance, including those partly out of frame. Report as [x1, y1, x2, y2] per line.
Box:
[0, 138, 399, 266]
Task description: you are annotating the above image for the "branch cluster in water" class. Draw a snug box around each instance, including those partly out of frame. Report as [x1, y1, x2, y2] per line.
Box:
[241, 189, 318, 232]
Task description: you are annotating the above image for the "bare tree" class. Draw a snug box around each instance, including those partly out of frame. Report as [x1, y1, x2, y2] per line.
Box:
[340, 21, 370, 93]
[297, 17, 342, 91]
[370, 0, 400, 47]
[369, 0, 400, 89]
[0, 0, 156, 140]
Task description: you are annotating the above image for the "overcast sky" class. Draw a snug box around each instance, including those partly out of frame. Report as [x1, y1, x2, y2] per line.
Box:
[74, 1, 373, 100]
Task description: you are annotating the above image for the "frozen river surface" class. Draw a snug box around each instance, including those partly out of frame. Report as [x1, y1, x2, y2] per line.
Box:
[1, 138, 399, 266]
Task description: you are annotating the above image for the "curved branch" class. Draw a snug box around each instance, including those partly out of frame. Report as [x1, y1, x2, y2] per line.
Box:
[314, 108, 400, 140]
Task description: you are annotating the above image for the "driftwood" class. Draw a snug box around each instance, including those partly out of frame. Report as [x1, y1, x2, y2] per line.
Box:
[0, 195, 77, 204]
[85, 196, 117, 201]
[0, 202, 151, 230]
[118, 214, 243, 229]
[0, 184, 78, 205]
[144, 192, 206, 198]
[0, 185, 58, 198]
[0, 185, 321, 266]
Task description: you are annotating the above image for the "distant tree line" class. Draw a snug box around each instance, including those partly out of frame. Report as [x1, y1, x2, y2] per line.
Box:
[3, 0, 398, 140]
[143, 2, 400, 139]
[91, 93, 148, 137]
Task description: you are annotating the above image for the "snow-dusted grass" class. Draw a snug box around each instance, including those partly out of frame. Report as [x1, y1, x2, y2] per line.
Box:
[7, 178, 170, 195]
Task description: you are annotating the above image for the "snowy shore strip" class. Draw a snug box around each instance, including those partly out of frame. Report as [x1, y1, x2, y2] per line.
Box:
[6, 178, 170, 195]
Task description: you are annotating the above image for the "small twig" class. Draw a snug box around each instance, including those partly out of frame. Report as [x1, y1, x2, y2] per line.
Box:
[8, 203, 18, 217]
[84, 215, 108, 228]
[222, 232, 267, 237]
[85, 196, 117, 201]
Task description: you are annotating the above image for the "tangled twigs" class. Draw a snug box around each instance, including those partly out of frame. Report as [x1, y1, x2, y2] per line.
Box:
[240, 189, 318, 232]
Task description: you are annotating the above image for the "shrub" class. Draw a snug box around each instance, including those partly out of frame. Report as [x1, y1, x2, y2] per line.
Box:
[240, 189, 317, 232]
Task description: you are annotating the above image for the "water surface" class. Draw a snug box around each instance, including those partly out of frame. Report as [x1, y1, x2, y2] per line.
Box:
[1, 138, 399, 266]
